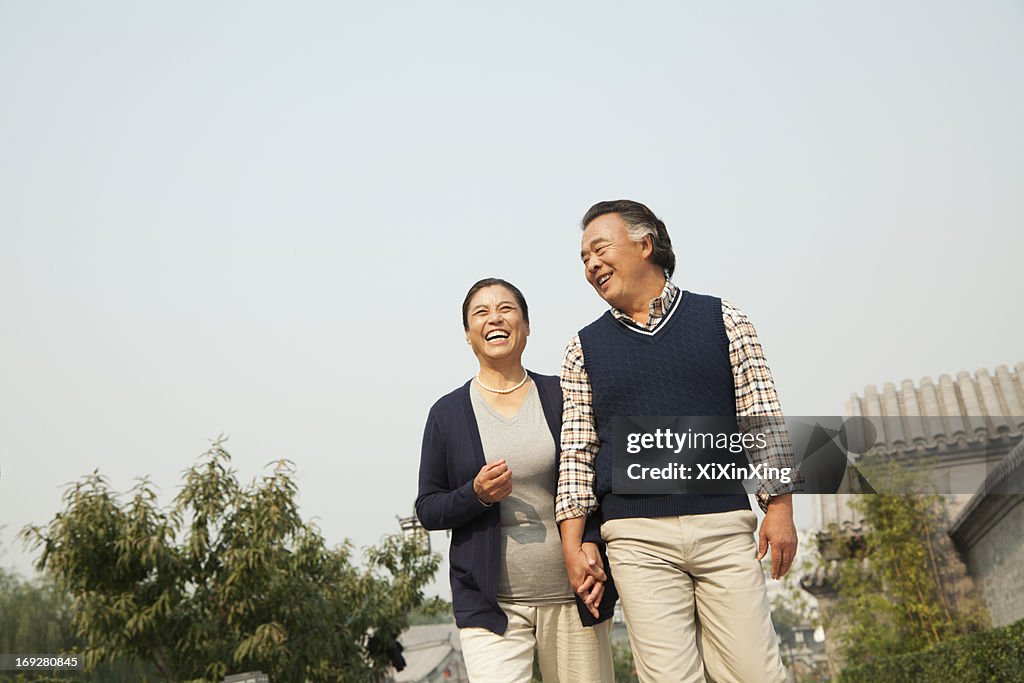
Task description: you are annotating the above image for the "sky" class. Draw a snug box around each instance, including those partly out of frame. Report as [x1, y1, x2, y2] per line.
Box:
[2, 1, 1022, 598]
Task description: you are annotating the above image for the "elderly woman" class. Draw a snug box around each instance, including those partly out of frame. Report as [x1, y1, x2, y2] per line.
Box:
[415, 277, 616, 683]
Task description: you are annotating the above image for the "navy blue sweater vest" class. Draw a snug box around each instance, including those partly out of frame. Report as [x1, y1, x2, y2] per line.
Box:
[579, 290, 751, 520]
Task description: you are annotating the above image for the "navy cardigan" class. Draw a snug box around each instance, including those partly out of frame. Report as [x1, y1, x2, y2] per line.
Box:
[415, 371, 616, 634]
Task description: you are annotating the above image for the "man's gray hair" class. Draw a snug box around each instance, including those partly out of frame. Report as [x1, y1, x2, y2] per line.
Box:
[581, 200, 676, 277]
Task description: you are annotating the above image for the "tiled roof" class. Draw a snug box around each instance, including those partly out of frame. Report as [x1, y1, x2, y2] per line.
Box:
[949, 438, 1024, 538]
[844, 363, 1024, 452]
[392, 623, 461, 683]
[800, 521, 867, 595]
[392, 643, 454, 682]
[398, 623, 459, 651]
[800, 559, 841, 592]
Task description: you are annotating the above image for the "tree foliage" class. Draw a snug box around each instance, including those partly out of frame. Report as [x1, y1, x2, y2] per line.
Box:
[0, 567, 75, 660]
[20, 439, 439, 682]
[838, 617, 1024, 683]
[611, 641, 640, 683]
[405, 599, 452, 626]
[831, 468, 987, 664]
[0, 565, 149, 682]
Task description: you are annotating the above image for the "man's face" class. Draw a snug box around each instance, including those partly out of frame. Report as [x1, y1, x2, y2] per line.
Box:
[580, 212, 653, 310]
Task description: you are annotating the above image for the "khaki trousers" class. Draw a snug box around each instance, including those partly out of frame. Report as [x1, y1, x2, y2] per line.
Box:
[459, 601, 614, 683]
[602, 510, 788, 683]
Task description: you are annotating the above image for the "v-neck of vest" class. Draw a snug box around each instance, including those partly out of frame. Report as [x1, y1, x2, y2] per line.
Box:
[607, 289, 689, 341]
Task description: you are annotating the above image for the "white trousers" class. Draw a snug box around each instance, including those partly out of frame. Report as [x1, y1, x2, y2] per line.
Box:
[602, 510, 788, 683]
[459, 601, 614, 683]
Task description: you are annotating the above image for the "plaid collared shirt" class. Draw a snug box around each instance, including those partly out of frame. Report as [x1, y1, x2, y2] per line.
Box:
[554, 279, 799, 521]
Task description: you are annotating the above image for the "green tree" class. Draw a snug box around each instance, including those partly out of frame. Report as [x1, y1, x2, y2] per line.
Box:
[20, 439, 439, 682]
[406, 599, 452, 626]
[0, 565, 150, 682]
[831, 466, 987, 665]
[0, 567, 74, 658]
[612, 641, 640, 683]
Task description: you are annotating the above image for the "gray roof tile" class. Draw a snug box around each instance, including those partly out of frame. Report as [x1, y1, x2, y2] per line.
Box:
[846, 364, 1024, 452]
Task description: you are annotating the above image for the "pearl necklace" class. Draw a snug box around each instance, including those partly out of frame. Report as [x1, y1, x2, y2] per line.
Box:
[475, 370, 529, 394]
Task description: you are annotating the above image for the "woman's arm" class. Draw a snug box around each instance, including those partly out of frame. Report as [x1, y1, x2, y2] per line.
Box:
[414, 408, 493, 530]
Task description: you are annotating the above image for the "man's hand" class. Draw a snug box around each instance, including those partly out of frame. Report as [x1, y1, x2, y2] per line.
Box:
[757, 493, 798, 579]
[563, 542, 606, 618]
[473, 460, 512, 504]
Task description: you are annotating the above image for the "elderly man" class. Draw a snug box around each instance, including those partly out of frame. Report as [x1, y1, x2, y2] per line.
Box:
[555, 200, 797, 683]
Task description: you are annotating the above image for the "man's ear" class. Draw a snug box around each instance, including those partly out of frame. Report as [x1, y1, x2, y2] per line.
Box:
[640, 234, 654, 260]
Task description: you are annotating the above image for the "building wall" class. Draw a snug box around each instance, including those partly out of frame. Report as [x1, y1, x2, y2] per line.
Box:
[962, 496, 1024, 627]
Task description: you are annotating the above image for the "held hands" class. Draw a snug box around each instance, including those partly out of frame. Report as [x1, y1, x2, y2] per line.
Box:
[757, 493, 798, 579]
[563, 542, 606, 618]
[473, 460, 512, 505]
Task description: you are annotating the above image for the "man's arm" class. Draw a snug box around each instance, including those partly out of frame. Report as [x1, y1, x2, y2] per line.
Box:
[724, 300, 802, 507]
[555, 336, 606, 610]
[555, 336, 600, 522]
[724, 300, 799, 578]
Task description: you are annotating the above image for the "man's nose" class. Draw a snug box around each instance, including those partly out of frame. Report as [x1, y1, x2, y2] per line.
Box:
[587, 255, 602, 272]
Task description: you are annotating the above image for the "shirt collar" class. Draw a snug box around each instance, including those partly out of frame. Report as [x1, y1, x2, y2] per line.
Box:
[609, 274, 679, 328]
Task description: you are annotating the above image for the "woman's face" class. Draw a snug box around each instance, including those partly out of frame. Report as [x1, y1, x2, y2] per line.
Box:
[464, 285, 530, 367]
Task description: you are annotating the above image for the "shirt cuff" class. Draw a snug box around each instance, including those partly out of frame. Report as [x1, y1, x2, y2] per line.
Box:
[554, 495, 592, 523]
[756, 478, 802, 512]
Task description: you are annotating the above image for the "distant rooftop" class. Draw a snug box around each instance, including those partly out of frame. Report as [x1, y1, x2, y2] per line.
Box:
[950, 437, 1024, 542]
[845, 363, 1024, 452]
[392, 623, 461, 683]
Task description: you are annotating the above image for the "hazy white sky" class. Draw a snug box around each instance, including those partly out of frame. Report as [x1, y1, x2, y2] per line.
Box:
[2, 2, 1022, 597]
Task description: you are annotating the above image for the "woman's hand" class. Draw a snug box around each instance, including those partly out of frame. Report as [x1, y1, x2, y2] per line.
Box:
[563, 542, 607, 617]
[473, 459, 512, 504]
